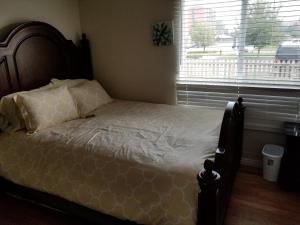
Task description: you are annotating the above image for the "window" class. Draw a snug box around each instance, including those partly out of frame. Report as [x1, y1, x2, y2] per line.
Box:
[176, 0, 300, 132]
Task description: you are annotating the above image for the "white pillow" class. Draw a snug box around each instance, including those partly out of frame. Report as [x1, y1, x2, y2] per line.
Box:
[51, 78, 87, 88]
[0, 83, 54, 131]
[69, 80, 112, 117]
[14, 87, 79, 132]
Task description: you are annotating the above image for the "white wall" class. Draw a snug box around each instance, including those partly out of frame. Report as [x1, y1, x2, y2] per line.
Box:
[0, 0, 81, 42]
[242, 130, 285, 167]
[79, 0, 176, 104]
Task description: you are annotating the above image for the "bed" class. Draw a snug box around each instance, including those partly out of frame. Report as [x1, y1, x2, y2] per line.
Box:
[0, 21, 245, 225]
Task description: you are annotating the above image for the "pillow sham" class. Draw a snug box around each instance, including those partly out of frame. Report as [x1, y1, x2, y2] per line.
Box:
[51, 78, 87, 88]
[14, 87, 79, 132]
[69, 80, 112, 117]
[0, 83, 54, 132]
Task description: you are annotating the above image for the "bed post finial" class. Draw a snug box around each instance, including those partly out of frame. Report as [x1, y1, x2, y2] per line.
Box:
[237, 97, 245, 112]
[197, 159, 220, 225]
[237, 96, 243, 105]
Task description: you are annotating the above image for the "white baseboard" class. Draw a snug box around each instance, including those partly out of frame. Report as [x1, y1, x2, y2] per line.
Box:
[241, 157, 262, 168]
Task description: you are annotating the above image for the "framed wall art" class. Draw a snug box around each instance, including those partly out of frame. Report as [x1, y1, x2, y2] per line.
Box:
[152, 21, 173, 46]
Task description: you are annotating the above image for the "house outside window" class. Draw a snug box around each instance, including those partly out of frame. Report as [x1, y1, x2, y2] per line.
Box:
[177, 0, 300, 132]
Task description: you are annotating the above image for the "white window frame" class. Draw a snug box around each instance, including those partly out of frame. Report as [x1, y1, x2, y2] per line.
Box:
[176, 0, 300, 133]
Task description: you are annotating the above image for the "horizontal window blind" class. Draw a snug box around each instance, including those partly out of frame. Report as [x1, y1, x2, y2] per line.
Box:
[176, 0, 300, 132]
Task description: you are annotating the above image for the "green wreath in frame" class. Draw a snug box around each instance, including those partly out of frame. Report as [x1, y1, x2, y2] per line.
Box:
[152, 21, 173, 46]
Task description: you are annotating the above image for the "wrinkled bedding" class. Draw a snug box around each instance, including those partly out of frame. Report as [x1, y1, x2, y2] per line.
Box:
[0, 100, 224, 225]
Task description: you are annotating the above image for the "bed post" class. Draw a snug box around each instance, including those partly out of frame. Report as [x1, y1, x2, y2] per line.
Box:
[236, 97, 245, 169]
[197, 97, 245, 225]
[80, 33, 93, 79]
[197, 159, 220, 225]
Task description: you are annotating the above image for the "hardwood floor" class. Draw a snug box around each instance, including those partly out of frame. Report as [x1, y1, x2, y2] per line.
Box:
[0, 193, 95, 225]
[226, 167, 300, 225]
[0, 168, 299, 225]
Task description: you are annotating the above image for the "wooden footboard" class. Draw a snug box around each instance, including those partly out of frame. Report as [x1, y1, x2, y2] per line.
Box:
[197, 97, 245, 225]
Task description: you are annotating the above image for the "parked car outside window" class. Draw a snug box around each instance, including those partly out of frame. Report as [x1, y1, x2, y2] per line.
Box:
[275, 45, 300, 63]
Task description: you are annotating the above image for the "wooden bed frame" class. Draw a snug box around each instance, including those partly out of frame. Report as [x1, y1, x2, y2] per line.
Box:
[0, 21, 245, 225]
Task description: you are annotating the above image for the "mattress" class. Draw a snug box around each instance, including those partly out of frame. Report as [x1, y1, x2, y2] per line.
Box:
[0, 100, 224, 225]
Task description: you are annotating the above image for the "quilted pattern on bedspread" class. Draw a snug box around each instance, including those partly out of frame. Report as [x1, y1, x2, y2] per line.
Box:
[0, 100, 223, 225]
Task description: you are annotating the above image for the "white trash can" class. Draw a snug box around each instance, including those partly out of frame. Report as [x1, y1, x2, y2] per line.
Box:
[262, 144, 284, 182]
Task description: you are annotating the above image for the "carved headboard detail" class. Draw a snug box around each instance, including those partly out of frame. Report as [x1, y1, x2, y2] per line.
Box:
[0, 21, 92, 98]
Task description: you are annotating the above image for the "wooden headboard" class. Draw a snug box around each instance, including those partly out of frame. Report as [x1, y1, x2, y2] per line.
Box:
[0, 21, 93, 98]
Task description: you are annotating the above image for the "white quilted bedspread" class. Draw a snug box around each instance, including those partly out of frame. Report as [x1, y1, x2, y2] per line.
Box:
[0, 100, 223, 225]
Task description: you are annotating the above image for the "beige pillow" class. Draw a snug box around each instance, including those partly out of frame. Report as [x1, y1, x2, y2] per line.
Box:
[0, 83, 54, 131]
[69, 80, 112, 117]
[14, 87, 79, 132]
[51, 78, 87, 88]
[0, 93, 26, 131]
